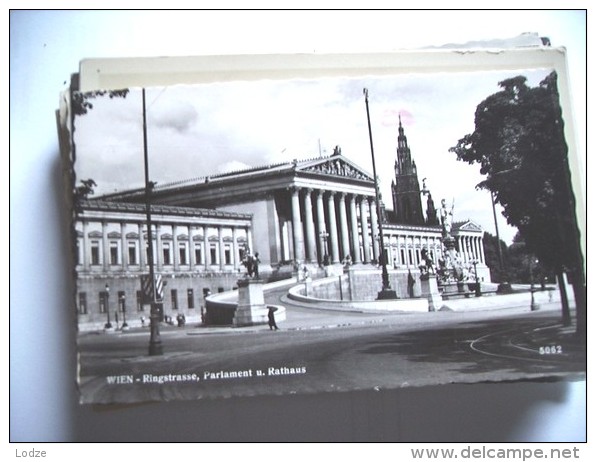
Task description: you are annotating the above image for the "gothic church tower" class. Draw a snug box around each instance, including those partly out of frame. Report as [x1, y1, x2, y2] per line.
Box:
[391, 117, 425, 225]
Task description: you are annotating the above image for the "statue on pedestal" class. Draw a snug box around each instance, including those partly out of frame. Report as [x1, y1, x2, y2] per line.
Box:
[440, 198, 454, 238]
[242, 250, 261, 279]
[437, 198, 465, 284]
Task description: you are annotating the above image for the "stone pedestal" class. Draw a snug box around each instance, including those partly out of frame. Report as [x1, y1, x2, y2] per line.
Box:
[233, 278, 268, 326]
[420, 274, 443, 312]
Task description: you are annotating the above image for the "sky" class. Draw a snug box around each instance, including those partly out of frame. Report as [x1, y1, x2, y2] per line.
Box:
[74, 68, 555, 245]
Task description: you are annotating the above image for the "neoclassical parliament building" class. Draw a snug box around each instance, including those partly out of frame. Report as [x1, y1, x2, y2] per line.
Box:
[74, 120, 490, 330]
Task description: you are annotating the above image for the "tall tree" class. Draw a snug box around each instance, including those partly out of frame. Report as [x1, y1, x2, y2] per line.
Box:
[449, 72, 584, 334]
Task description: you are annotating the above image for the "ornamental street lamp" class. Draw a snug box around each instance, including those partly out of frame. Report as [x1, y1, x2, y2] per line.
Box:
[471, 258, 481, 297]
[104, 283, 112, 329]
[467, 244, 482, 297]
[363, 88, 397, 300]
[529, 257, 539, 311]
[143, 88, 163, 356]
[120, 293, 128, 330]
[320, 230, 329, 266]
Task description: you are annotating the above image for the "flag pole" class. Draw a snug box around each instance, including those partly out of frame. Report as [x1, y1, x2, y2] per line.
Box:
[143, 88, 163, 356]
[364, 88, 397, 300]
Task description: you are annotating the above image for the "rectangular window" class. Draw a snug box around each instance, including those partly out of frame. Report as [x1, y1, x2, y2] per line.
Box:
[408, 249, 413, 265]
[163, 242, 171, 265]
[171, 289, 178, 310]
[110, 241, 119, 265]
[91, 241, 100, 265]
[224, 244, 232, 265]
[99, 291, 108, 314]
[194, 245, 202, 265]
[118, 291, 126, 312]
[128, 242, 137, 265]
[400, 249, 406, 265]
[187, 289, 194, 309]
[136, 290, 144, 312]
[210, 245, 217, 264]
[78, 292, 87, 314]
[179, 243, 187, 265]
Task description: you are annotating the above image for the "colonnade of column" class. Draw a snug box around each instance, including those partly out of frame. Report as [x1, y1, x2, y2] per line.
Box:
[384, 234, 443, 268]
[456, 235, 485, 264]
[78, 220, 250, 273]
[287, 187, 378, 265]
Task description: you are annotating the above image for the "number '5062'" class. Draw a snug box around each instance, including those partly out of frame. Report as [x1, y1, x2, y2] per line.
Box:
[539, 345, 563, 355]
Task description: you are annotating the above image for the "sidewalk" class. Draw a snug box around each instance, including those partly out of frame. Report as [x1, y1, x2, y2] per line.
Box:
[105, 285, 576, 341]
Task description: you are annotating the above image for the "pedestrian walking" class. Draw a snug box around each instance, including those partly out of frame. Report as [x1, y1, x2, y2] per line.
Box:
[268, 306, 279, 330]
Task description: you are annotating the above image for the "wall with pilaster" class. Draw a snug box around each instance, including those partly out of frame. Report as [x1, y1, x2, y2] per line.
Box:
[347, 268, 421, 300]
[75, 272, 241, 331]
[219, 198, 274, 266]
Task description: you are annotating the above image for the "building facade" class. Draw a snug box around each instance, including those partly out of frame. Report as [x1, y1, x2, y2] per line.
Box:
[75, 200, 253, 330]
[74, 128, 491, 331]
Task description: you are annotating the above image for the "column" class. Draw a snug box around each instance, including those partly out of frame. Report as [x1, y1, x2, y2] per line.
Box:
[139, 222, 146, 270]
[303, 189, 317, 263]
[82, 220, 89, 271]
[479, 236, 486, 264]
[338, 193, 350, 261]
[203, 226, 210, 269]
[290, 187, 305, 262]
[156, 224, 162, 270]
[316, 190, 326, 263]
[121, 222, 128, 271]
[327, 192, 340, 263]
[189, 226, 195, 271]
[247, 227, 253, 253]
[218, 226, 225, 270]
[232, 227, 240, 270]
[360, 197, 371, 263]
[349, 195, 361, 263]
[173, 224, 179, 271]
[459, 236, 465, 261]
[102, 221, 109, 271]
[369, 198, 379, 262]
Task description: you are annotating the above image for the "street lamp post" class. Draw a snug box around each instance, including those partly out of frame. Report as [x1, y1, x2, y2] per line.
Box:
[363, 88, 397, 300]
[143, 88, 163, 356]
[471, 258, 481, 297]
[529, 257, 539, 311]
[320, 230, 329, 266]
[120, 293, 128, 330]
[467, 243, 482, 297]
[104, 283, 112, 329]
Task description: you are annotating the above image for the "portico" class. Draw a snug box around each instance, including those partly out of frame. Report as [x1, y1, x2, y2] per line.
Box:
[104, 152, 383, 270]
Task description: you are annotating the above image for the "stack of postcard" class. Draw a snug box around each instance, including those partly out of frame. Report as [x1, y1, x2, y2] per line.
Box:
[58, 42, 586, 405]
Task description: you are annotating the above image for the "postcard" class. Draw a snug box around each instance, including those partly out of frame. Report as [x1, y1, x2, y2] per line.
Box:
[59, 47, 586, 404]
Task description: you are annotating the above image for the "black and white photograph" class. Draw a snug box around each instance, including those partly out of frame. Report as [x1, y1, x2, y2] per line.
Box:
[66, 56, 586, 405]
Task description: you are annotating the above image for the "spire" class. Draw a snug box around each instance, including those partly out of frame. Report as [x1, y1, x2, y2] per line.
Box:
[391, 113, 425, 225]
[397, 113, 408, 151]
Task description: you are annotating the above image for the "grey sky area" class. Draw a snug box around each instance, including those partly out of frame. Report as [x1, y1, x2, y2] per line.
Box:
[74, 69, 554, 244]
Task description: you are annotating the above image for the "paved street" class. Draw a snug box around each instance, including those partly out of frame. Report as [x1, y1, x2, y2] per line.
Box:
[77, 289, 585, 404]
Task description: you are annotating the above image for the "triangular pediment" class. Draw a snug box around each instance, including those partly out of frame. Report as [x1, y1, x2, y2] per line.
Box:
[297, 155, 374, 182]
[454, 221, 483, 233]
